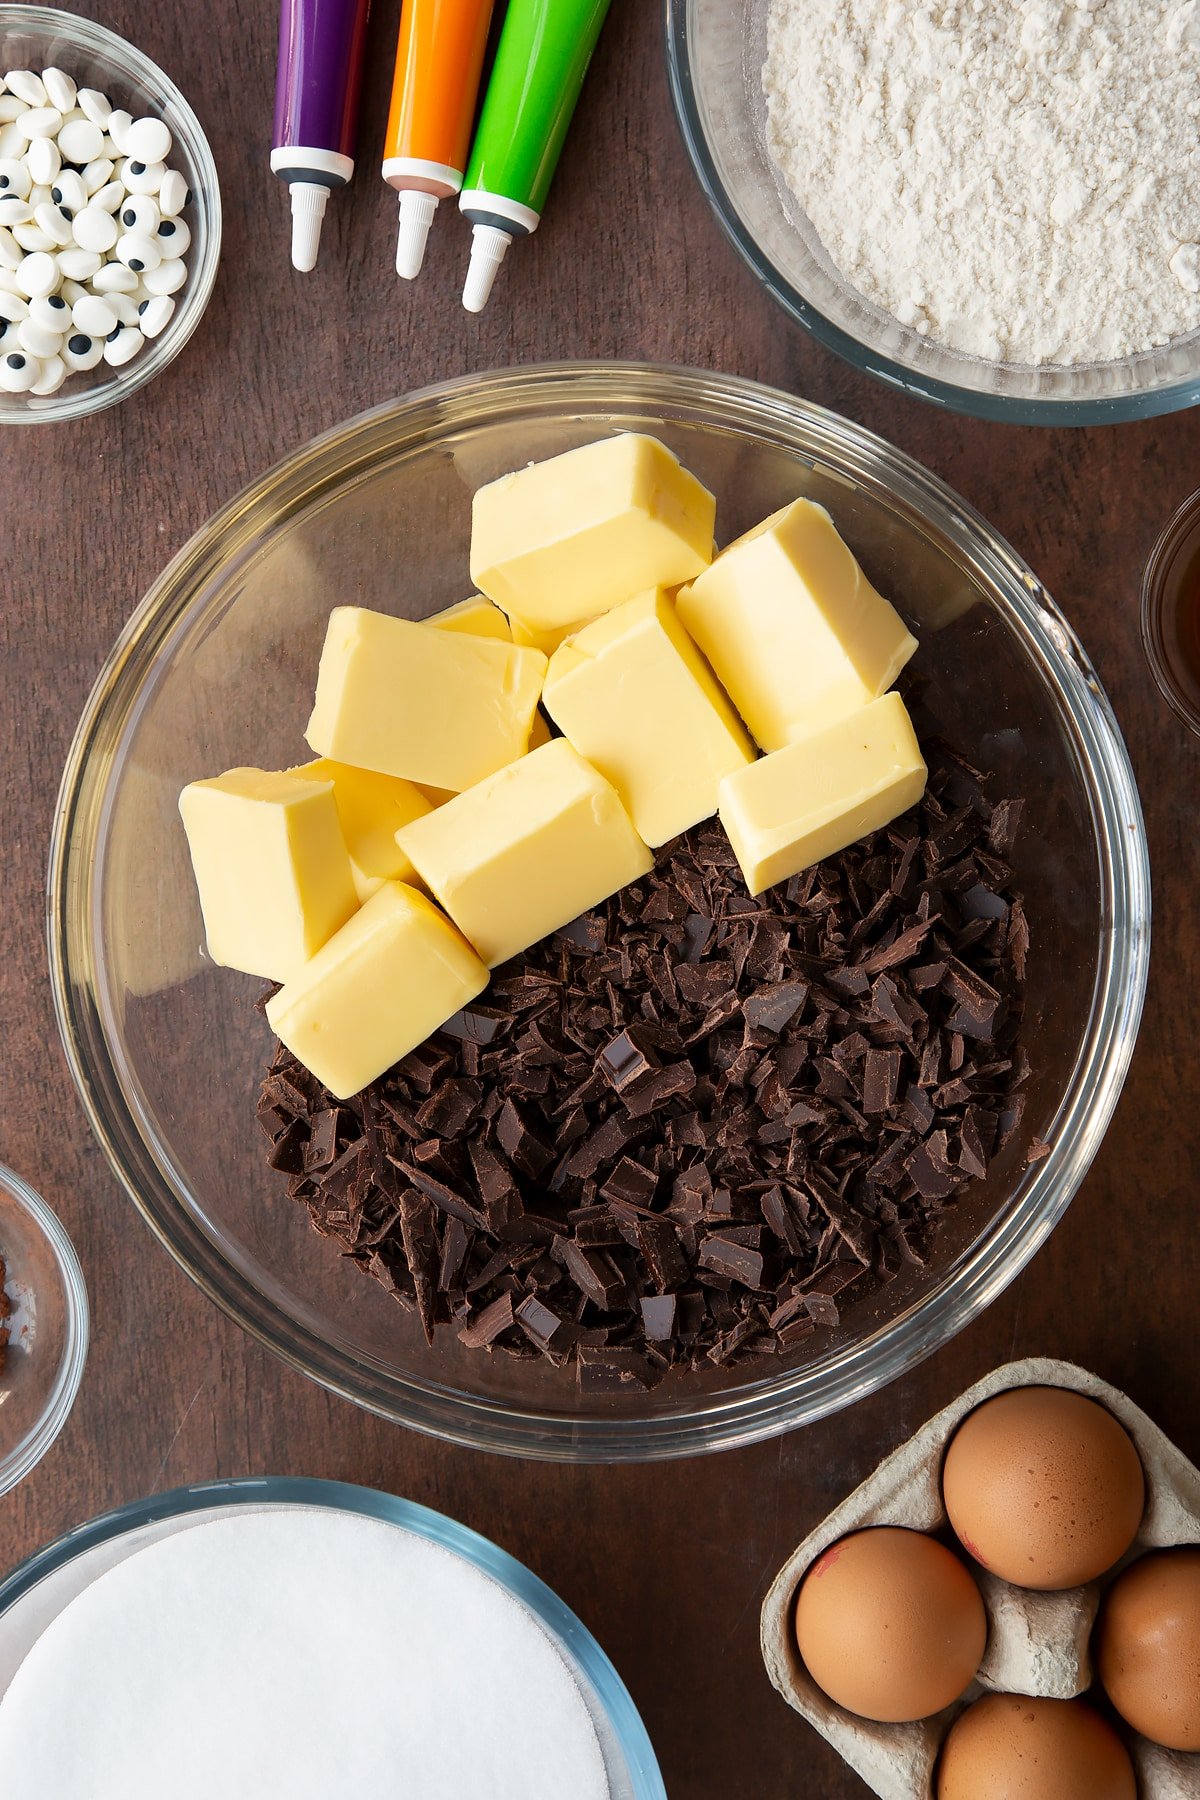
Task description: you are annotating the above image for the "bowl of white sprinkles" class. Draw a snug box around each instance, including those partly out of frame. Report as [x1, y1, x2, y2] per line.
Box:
[0, 6, 220, 422]
[666, 0, 1200, 423]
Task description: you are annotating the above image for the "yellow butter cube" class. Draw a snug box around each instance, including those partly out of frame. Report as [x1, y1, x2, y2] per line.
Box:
[266, 882, 488, 1099]
[396, 739, 652, 968]
[677, 499, 918, 750]
[718, 693, 927, 896]
[179, 767, 358, 982]
[305, 607, 547, 792]
[470, 433, 716, 633]
[293, 758, 432, 901]
[428, 596, 513, 640]
[542, 588, 754, 846]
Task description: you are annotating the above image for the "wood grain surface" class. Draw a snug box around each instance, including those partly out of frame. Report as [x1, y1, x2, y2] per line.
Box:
[1, 3, 1197, 1795]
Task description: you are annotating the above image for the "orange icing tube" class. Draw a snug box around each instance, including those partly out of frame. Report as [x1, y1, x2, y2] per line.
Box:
[382, 0, 495, 279]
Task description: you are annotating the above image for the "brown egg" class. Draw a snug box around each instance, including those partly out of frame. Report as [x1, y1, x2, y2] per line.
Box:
[937, 1695, 1137, 1800]
[793, 1526, 987, 1723]
[1096, 1546, 1200, 1750]
[942, 1386, 1144, 1589]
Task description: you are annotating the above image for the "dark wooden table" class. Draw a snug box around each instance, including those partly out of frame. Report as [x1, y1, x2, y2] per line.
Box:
[1, 3, 1196, 1793]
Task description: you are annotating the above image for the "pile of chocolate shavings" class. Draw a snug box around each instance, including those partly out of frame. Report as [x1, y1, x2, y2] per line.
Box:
[256, 743, 1032, 1392]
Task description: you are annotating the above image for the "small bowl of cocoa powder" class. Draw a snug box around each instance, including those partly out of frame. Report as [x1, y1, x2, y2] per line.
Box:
[0, 1166, 88, 1497]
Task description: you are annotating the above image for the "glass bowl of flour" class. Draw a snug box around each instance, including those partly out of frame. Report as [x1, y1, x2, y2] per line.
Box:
[665, 0, 1200, 422]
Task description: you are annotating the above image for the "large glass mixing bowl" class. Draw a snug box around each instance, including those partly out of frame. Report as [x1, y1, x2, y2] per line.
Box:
[48, 364, 1150, 1460]
[664, 0, 1200, 423]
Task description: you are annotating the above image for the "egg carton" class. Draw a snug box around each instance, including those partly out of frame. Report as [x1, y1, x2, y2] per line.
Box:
[760, 1358, 1200, 1798]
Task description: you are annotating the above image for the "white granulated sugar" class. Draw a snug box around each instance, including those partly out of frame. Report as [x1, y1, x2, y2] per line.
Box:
[763, 0, 1200, 366]
[0, 1509, 610, 1800]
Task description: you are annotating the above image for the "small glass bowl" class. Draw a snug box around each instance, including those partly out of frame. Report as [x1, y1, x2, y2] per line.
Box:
[0, 6, 221, 424]
[664, 0, 1200, 424]
[0, 1478, 666, 1798]
[0, 1165, 89, 1497]
[1141, 489, 1200, 736]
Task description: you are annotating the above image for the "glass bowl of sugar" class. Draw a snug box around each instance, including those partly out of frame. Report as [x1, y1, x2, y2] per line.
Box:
[665, 0, 1200, 423]
[0, 1479, 666, 1798]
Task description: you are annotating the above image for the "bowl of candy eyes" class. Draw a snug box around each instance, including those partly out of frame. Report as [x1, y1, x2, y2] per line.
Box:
[0, 6, 220, 421]
[49, 364, 1149, 1461]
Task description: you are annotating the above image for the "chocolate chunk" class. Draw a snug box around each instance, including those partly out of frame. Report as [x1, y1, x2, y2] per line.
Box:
[556, 1240, 626, 1310]
[267, 1117, 308, 1174]
[743, 980, 808, 1034]
[398, 1193, 440, 1345]
[457, 1292, 515, 1349]
[467, 1138, 522, 1230]
[515, 1293, 571, 1353]
[495, 1098, 555, 1177]
[856, 916, 937, 974]
[619, 1063, 697, 1117]
[862, 1047, 902, 1114]
[600, 1156, 658, 1206]
[438, 1216, 472, 1294]
[802, 1291, 841, 1327]
[440, 1005, 507, 1045]
[633, 1214, 689, 1292]
[699, 1233, 766, 1289]
[598, 1027, 658, 1091]
[640, 1293, 677, 1340]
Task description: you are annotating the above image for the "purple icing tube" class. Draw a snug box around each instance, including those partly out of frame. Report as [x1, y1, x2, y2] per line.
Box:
[271, 0, 372, 271]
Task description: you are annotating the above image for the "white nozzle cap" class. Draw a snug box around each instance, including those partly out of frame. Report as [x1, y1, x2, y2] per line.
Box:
[289, 181, 329, 272]
[463, 223, 512, 313]
[396, 190, 439, 279]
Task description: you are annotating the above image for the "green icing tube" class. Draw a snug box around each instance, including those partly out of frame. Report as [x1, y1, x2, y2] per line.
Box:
[460, 0, 614, 311]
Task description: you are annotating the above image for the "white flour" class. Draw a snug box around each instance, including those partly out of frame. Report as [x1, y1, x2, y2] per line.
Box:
[763, 0, 1200, 366]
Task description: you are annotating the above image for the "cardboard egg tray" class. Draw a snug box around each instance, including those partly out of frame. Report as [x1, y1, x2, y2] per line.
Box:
[760, 1358, 1200, 1798]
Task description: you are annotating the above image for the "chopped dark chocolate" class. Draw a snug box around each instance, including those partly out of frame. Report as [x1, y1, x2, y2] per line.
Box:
[258, 749, 1030, 1380]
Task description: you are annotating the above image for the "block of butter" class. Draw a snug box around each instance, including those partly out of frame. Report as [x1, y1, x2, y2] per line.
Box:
[428, 596, 512, 640]
[542, 588, 755, 846]
[470, 433, 717, 633]
[266, 882, 488, 1099]
[677, 499, 918, 751]
[306, 607, 547, 792]
[397, 739, 653, 968]
[178, 767, 358, 982]
[293, 758, 431, 902]
[718, 692, 927, 896]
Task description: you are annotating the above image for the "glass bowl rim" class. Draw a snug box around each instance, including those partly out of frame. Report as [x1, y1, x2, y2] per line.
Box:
[47, 360, 1151, 1461]
[0, 3, 222, 426]
[0, 1473, 667, 1798]
[662, 0, 1200, 426]
[1140, 485, 1200, 738]
[0, 1163, 90, 1498]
